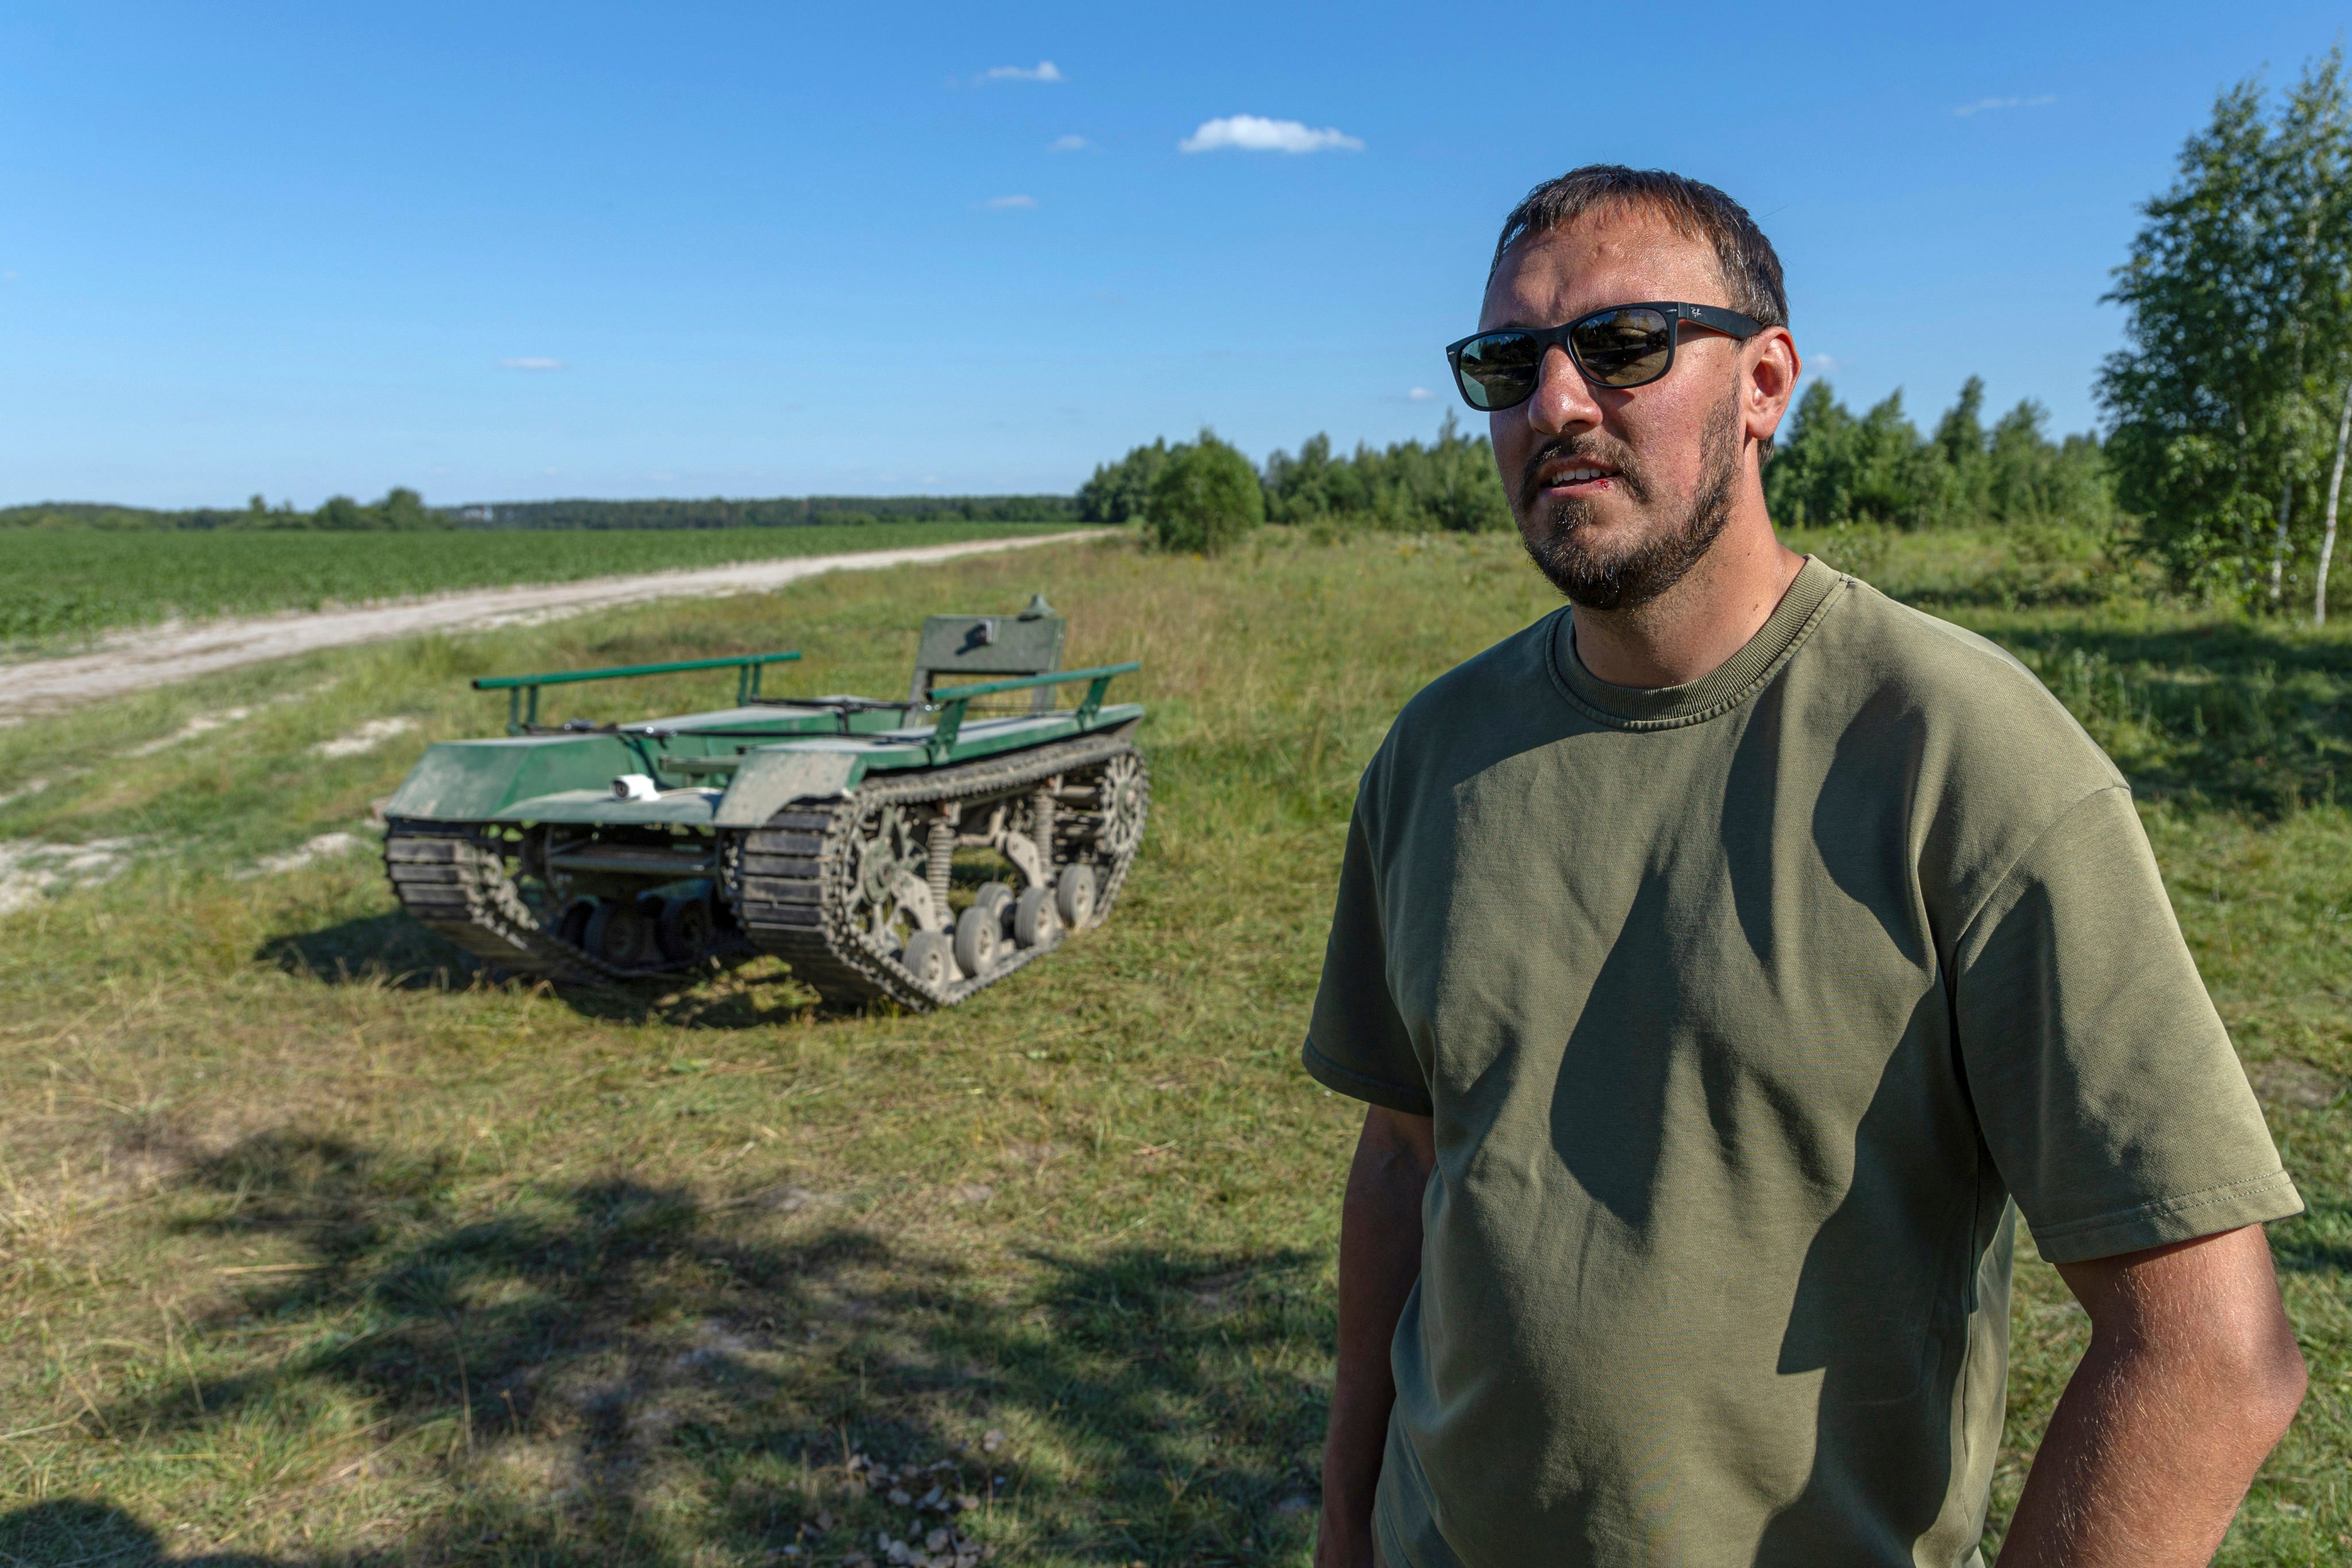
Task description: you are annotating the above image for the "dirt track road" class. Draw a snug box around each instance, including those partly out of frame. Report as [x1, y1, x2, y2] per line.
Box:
[0, 530, 1104, 720]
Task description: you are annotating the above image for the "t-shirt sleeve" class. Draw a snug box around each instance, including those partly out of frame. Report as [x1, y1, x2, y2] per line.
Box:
[1302, 790, 1432, 1118]
[1955, 785, 2301, 1264]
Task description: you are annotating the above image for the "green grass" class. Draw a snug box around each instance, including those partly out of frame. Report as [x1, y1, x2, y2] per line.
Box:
[0, 526, 2345, 1565]
[0, 523, 1079, 650]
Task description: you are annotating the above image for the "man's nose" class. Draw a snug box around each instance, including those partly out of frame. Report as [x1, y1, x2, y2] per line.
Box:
[1523, 344, 1603, 435]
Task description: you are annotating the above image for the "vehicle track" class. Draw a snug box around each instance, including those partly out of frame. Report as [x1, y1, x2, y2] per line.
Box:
[0, 530, 1106, 720]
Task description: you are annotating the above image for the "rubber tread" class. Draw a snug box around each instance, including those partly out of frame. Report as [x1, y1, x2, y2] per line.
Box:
[727, 733, 1149, 1011]
[381, 824, 708, 984]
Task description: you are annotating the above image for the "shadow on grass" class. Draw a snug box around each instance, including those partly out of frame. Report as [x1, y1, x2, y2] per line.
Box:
[90, 1131, 1326, 1566]
[1972, 621, 2351, 816]
[257, 912, 482, 994]
[0, 1500, 292, 1567]
[257, 918, 835, 1029]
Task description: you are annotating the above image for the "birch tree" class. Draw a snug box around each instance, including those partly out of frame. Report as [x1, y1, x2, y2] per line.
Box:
[2100, 51, 2352, 611]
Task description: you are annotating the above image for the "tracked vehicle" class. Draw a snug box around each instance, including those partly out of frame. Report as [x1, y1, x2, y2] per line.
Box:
[379, 598, 1145, 1010]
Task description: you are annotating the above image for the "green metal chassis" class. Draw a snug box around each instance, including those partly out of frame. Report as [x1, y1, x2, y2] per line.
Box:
[384, 662, 1144, 831]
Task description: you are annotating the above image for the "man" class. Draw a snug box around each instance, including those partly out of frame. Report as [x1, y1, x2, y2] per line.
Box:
[1304, 165, 2307, 1568]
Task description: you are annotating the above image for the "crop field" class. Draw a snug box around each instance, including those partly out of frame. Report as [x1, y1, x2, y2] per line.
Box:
[0, 526, 2346, 1566]
[0, 523, 1077, 651]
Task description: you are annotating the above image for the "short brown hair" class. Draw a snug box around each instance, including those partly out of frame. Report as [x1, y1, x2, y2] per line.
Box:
[1490, 165, 1788, 330]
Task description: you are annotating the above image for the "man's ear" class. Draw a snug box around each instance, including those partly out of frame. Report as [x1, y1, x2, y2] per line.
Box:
[1745, 329, 1800, 447]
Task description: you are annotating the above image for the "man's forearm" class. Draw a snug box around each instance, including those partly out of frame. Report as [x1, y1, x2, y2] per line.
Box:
[1999, 1226, 2305, 1567]
[1317, 1107, 1433, 1568]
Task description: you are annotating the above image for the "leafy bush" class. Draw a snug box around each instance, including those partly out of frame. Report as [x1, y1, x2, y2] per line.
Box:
[1146, 432, 1264, 555]
[1077, 441, 1170, 524]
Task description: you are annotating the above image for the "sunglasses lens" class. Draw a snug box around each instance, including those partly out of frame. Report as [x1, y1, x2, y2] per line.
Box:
[1570, 308, 1673, 387]
[1453, 331, 1540, 410]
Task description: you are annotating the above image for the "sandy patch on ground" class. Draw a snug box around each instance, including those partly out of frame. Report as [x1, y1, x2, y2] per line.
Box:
[0, 837, 138, 915]
[244, 832, 370, 878]
[312, 717, 416, 758]
[128, 706, 256, 756]
[0, 531, 1105, 720]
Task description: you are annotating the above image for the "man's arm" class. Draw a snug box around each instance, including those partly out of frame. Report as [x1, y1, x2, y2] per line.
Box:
[1316, 1106, 1435, 1568]
[1998, 1223, 2306, 1566]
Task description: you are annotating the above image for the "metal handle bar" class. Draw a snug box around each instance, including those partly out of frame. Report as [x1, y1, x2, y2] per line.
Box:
[925, 662, 1140, 759]
[474, 651, 802, 733]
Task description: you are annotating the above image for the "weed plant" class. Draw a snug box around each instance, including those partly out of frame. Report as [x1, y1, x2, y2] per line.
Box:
[0, 528, 2344, 1564]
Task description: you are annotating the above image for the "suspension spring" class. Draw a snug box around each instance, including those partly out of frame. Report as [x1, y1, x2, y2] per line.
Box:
[1033, 780, 1059, 870]
[926, 819, 954, 920]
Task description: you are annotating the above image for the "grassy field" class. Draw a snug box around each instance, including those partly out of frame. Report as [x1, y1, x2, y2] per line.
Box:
[0, 526, 2345, 1565]
[0, 523, 1077, 651]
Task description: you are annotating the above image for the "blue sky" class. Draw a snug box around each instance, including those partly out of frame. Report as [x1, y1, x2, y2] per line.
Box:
[2, 1, 2345, 508]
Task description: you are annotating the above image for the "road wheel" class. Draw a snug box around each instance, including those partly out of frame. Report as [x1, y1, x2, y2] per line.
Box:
[901, 929, 955, 989]
[955, 902, 1003, 976]
[1055, 864, 1097, 930]
[585, 899, 659, 968]
[658, 894, 715, 962]
[1014, 885, 1062, 950]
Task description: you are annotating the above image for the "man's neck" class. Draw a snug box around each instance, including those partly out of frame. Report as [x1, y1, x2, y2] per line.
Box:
[1570, 508, 1806, 690]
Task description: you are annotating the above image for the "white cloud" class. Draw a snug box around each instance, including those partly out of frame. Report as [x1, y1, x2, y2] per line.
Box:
[1954, 94, 2056, 117]
[1180, 114, 1364, 155]
[982, 61, 1063, 83]
[1050, 134, 1090, 152]
[499, 357, 563, 370]
[986, 194, 1038, 210]
[1407, 387, 1436, 401]
[1810, 353, 1845, 373]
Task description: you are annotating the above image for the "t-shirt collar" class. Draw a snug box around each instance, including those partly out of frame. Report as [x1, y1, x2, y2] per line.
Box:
[1548, 555, 1843, 729]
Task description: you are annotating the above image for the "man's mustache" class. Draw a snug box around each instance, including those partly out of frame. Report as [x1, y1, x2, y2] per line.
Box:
[1516, 438, 1645, 515]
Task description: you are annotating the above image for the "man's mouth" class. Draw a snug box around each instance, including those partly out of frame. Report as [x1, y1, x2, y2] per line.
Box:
[1538, 460, 1620, 495]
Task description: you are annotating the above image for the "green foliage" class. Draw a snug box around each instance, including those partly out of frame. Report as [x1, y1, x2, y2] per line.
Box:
[1766, 379, 2118, 533]
[1147, 431, 1264, 555]
[1262, 413, 1513, 534]
[1076, 439, 1169, 524]
[2098, 49, 2352, 601]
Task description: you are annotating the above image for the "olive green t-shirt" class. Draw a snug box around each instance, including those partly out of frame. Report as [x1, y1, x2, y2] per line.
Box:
[1304, 557, 2300, 1568]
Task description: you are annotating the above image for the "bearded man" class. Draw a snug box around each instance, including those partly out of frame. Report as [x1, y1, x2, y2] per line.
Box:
[1304, 165, 2306, 1568]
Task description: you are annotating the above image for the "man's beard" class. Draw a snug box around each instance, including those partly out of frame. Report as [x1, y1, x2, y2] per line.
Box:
[1516, 393, 1741, 612]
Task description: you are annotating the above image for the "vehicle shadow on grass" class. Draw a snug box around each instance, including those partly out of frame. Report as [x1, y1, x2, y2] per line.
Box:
[256, 912, 482, 994]
[0, 1499, 293, 1567]
[1969, 621, 2351, 816]
[95, 1130, 1326, 1566]
[257, 918, 832, 1029]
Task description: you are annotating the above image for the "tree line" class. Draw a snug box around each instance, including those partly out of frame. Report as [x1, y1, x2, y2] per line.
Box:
[0, 490, 451, 532]
[1763, 378, 2117, 533]
[0, 491, 1078, 532]
[1079, 388, 2117, 556]
[1078, 415, 1514, 552]
[455, 494, 1077, 529]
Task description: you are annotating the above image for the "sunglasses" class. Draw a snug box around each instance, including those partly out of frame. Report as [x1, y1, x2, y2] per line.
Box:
[1445, 301, 1764, 411]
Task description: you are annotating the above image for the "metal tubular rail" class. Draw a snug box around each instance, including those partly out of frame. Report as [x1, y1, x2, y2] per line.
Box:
[473, 651, 802, 733]
[924, 661, 1141, 759]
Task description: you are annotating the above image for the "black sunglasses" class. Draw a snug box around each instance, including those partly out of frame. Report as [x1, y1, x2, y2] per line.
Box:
[1445, 301, 1764, 411]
